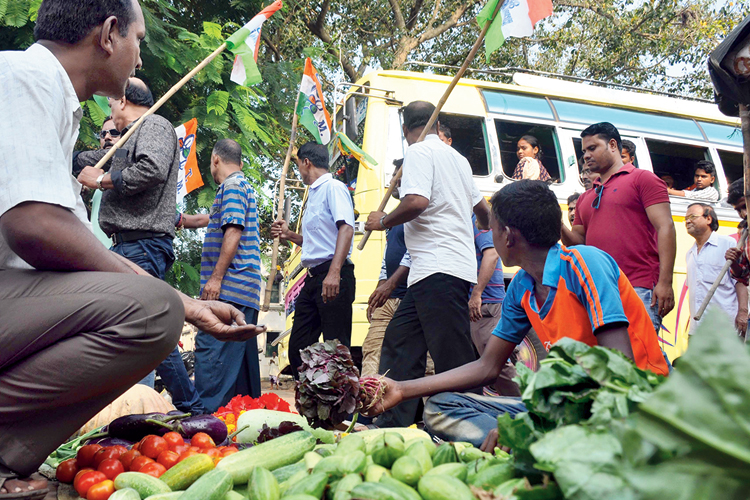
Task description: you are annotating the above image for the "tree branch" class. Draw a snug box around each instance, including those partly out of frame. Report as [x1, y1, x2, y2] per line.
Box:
[406, 0, 425, 30]
[262, 32, 282, 61]
[303, 0, 359, 81]
[555, 0, 615, 22]
[418, 0, 480, 44]
[388, 0, 407, 29]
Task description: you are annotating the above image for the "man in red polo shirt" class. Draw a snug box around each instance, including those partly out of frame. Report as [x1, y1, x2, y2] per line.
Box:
[561, 122, 676, 340]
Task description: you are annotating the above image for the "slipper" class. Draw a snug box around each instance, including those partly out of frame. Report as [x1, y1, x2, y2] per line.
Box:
[0, 465, 49, 500]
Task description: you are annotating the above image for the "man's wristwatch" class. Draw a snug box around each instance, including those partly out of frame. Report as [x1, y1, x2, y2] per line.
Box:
[96, 173, 106, 191]
[379, 214, 388, 230]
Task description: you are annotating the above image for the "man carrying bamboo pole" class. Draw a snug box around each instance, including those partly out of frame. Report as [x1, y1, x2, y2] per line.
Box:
[0, 0, 264, 490]
[364, 101, 491, 428]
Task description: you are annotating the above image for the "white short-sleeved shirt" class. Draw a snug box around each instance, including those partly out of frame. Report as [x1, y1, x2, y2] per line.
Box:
[686, 231, 739, 334]
[301, 173, 354, 268]
[0, 44, 90, 270]
[400, 134, 483, 286]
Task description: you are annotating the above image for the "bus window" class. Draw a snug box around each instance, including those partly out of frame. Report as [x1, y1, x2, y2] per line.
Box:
[439, 114, 490, 176]
[644, 139, 710, 191]
[494, 120, 563, 183]
[717, 150, 743, 184]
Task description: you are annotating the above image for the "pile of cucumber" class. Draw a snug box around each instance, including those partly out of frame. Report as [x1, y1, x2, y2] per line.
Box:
[105, 429, 549, 500]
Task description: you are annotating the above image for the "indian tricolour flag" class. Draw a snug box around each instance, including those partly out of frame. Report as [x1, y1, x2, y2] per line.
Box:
[296, 58, 332, 145]
[478, 0, 554, 62]
[226, 0, 283, 86]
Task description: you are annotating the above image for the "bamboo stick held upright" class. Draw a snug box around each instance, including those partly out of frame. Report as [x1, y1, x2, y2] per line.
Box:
[356, 0, 506, 251]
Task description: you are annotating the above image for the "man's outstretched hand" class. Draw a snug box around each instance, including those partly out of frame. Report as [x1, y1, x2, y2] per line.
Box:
[362, 377, 403, 416]
[184, 298, 266, 341]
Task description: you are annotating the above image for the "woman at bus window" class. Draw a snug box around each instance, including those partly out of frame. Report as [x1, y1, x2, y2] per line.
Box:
[512, 135, 551, 182]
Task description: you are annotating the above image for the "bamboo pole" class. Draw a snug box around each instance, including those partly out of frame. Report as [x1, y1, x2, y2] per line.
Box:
[262, 94, 301, 311]
[357, 0, 505, 251]
[92, 43, 228, 170]
[693, 104, 750, 321]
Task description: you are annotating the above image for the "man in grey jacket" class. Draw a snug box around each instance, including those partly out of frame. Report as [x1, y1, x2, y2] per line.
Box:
[76, 78, 207, 414]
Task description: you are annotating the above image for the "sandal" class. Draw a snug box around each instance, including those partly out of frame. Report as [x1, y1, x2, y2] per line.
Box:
[0, 465, 48, 500]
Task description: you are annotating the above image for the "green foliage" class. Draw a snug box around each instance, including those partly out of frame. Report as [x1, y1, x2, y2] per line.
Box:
[3, 0, 28, 27]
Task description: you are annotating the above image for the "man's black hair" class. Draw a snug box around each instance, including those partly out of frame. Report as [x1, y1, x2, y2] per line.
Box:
[688, 203, 719, 232]
[393, 158, 404, 168]
[621, 139, 636, 156]
[490, 180, 562, 248]
[567, 192, 581, 205]
[102, 115, 113, 125]
[297, 142, 329, 169]
[580, 122, 622, 152]
[695, 160, 716, 177]
[438, 123, 451, 139]
[213, 139, 242, 166]
[125, 80, 154, 107]
[727, 178, 745, 206]
[402, 101, 436, 132]
[35, 0, 134, 45]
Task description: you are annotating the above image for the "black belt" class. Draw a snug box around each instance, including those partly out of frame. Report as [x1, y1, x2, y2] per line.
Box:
[308, 258, 354, 277]
[111, 231, 169, 245]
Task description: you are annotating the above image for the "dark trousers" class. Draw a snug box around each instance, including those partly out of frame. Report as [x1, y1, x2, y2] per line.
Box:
[112, 236, 207, 415]
[289, 262, 355, 378]
[376, 273, 477, 428]
[195, 305, 261, 413]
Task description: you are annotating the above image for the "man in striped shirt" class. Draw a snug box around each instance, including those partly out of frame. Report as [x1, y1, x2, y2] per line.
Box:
[194, 139, 263, 412]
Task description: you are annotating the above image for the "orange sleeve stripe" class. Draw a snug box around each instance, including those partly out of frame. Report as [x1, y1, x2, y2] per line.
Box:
[560, 250, 604, 329]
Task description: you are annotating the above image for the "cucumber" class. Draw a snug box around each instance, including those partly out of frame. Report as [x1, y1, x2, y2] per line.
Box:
[494, 479, 527, 497]
[364, 465, 391, 483]
[305, 452, 323, 470]
[335, 434, 366, 456]
[281, 496, 319, 500]
[465, 458, 494, 485]
[355, 428, 431, 449]
[379, 476, 421, 500]
[314, 444, 337, 457]
[326, 480, 340, 500]
[349, 482, 405, 500]
[333, 474, 363, 500]
[431, 443, 458, 466]
[403, 438, 436, 458]
[468, 463, 515, 490]
[370, 434, 405, 469]
[160, 453, 215, 491]
[280, 470, 310, 496]
[223, 492, 247, 500]
[458, 447, 487, 463]
[423, 463, 467, 482]
[390, 456, 422, 487]
[274, 461, 307, 483]
[417, 476, 473, 500]
[114, 472, 171, 498]
[404, 441, 432, 474]
[233, 484, 250, 498]
[144, 494, 184, 500]
[217, 431, 317, 485]
[284, 471, 329, 499]
[249, 467, 280, 500]
[110, 489, 142, 500]
[339, 451, 367, 475]
[179, 468, 233, 500]
[313, 455, 346, 480]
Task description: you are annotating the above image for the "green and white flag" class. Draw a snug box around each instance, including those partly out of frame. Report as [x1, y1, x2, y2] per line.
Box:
[296, 58, 332, 144]
[226, 0, 283, 86]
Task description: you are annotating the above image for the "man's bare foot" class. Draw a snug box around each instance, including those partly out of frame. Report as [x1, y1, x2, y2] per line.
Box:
[0, 472, 48, 498]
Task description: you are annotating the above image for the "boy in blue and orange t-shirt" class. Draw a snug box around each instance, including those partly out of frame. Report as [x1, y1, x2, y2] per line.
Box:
[366, 180, 668, 448]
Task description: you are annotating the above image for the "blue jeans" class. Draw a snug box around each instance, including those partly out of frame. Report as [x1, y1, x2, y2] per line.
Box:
[112, 236, 207, 414]
[195, 305, 261, 413]
[423, 392, 527, 448]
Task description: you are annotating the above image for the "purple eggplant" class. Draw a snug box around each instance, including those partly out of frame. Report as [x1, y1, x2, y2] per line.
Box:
[85, 437, 135, 448]
[107, 412, 190, 441]
[149, 414, 228, 443]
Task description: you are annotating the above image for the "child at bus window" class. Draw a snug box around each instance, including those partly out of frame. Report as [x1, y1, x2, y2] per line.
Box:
[512, 135, 551, 182]
[668, 160, 720, 202]
[438, 124, 452, 146]
[621, 139, 637, 166]
[660, 174, 675, 189]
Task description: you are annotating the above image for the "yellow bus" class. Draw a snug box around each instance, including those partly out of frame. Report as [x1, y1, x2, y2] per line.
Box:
[277, 68, 744, 372]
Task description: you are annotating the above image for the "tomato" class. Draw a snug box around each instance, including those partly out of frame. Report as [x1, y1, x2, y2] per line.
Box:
[56, 458, 78, 483]
[140, 435, 169, 459]
[205, 448, 221, 459]
[139, 462, 167, 478]
[221, 447, 238, 457]
[191, 432, 215, 449]
[118, 449, 141, 469]
[171, 443, 190, 456]
[110, 445, 129, 456]
[163, 431, 184, 449]
[76, 444, 103, 468]
[74, 470, 107, 498]
[156, 450, 179, 470]
[97, 458, 125, 480]
[188, 446, 201, 453]
[129, 455, 155, 472]
[86, 479, 115, 500]
[74, 468, 95, 485]
[177, 450, 199, 462]
[93, 447, 122, 468]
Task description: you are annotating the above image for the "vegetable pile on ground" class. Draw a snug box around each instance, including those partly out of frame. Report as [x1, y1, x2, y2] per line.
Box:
[295, 340, 386, 429]
[214, 393, 294, 436]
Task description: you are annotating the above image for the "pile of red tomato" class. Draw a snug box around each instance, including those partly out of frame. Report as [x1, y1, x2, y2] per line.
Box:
[56, 432, 239, 499]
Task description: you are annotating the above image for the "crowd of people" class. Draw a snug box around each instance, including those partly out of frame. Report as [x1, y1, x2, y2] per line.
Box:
[0, 0, 747, 497]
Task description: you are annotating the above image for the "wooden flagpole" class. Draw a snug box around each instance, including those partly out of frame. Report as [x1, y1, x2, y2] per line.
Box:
[693, 103, 750, 321]
[357, 0, 505, 251]
[92, 43, 228, 170]
[262, 94, 301, 311]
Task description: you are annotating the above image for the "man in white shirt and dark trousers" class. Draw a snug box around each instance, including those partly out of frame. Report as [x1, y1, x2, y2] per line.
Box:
[366, 101, 491, 427]
[685, 203, 748, 337]
[271, 142, 356, 377]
